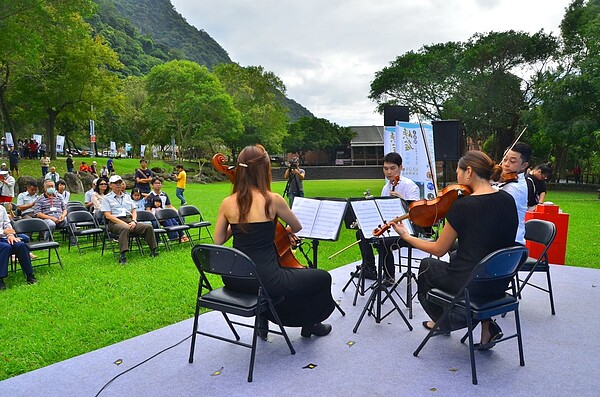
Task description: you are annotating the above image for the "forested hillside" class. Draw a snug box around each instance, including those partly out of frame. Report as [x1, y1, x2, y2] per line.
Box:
[89, 0, 313, 120]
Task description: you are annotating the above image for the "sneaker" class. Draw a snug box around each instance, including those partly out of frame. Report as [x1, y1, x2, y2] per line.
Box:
[26, 274, 38, 285]
[119, 255, 127, 264]
[0, 278, 6, 290]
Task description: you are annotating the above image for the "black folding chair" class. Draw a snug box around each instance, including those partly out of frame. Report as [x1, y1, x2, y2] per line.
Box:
[136, 210, 171, 252]
[517, 219, 557, 314]
[13, 218, 63, 269]
[66, 210, 106, 254]
[189, 244, 295, 382]
[178, 205, 213, 243]
[413, 246, 529, 385]
[155, 208, 191, 246]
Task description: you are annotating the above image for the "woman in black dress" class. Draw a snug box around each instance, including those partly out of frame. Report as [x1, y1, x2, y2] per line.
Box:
[392, 150, 518, 346]
[214, 144, 335, 338]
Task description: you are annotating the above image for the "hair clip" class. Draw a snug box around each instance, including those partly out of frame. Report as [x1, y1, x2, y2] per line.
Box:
[238, 163, 248, 168]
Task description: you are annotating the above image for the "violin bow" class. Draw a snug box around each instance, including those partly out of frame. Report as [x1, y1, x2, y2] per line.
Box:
[502, 126, 528, 161]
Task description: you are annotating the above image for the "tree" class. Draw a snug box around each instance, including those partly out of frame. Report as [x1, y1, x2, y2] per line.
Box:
[144, 60, 242, 160]
[284, 117, 356, 164]
[214, 63, 289, 156]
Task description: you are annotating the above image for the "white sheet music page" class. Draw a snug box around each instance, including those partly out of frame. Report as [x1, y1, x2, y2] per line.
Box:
[292, 197, 346, 240]
[375, 198, 414, 236]
[350, 200, 385, 239]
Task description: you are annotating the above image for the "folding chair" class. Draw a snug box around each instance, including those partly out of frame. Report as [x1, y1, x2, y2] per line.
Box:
[136, 210, 171, 251]
[189, 244, 295, 382]
[517, 219, 557, 314]
[66, 210, 106, 254]
[13, 218, 63, 269]
[413, 246, 529, 385]
[178, 205, 213, 243]
[155, 208, 191, 246]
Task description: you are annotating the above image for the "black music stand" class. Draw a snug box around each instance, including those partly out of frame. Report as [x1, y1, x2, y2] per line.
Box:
[353, 236, 413, 333]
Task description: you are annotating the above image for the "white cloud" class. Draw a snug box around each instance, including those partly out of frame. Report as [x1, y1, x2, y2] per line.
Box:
[171, 0, 570, 126]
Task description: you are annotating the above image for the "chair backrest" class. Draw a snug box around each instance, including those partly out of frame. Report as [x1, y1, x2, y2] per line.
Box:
[67, 210, 98, 227]
[179, 205, 201, 218]
[192, 244, 258, 280]
[136, 210, 157, 223]
[525, 219, 556, 248]
[156, 208, 180, 222]
[14, 218, 52, 235]
[466, 246, 529, 297]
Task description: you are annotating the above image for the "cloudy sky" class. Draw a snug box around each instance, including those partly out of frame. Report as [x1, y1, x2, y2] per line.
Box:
[170, 0, 571, 127]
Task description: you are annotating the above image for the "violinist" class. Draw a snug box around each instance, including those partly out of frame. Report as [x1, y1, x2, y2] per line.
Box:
[353, 152, 420, 284]
[391, 151, 518, 347]
[214, 145, 335, 339]
[498, 142, 531, 244]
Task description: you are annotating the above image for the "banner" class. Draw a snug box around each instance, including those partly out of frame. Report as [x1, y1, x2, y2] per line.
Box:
[56, 135, 65, 153]
[140, 145, 146, 157]
[110, 141, 116, 156]
[33, 134, 43, 144]
[384, 122, 438, 200]
[89, 119, 95, 136]
[5, 132, 13, 147]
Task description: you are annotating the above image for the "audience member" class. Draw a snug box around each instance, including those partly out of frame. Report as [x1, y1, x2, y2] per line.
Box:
[90, 177, 110, 213]
[90, 161, 98, 177]
[84, 178, 98, 211]
[101, 175, 158, 264]
[8, 145, 19, 177]
[130, 188, 146, 211]
[16, 180, 39, 219]
[0, 170, 16, 204]
[0, 204, 37, 291]
[149, 195, 188, 242]
[44, 166, 60, 183]
[40, 154, 50, 177]
[134, 159, 155, 195]
[56, 179, 70, 204]
[33, 180, 69, 239]
[66, 154, 74, 173]
[79, 161, 89, 173]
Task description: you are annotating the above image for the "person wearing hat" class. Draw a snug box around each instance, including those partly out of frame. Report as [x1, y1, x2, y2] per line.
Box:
[101, 175, 158, 264]
[0, 170, 15, 204]
[0, 203, 37, 291]
[0, 163, 6, 171]
[89, 161, 98, 177]
[44, 166, 60, 183]
[134, 159, 155, 194]
[66, 154, 74, 173]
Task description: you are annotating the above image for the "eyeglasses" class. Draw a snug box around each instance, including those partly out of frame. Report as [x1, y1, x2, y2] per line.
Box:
[99, 183, 108, 186]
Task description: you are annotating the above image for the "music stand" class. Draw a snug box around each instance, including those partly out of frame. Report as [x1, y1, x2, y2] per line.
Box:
[353, 236, 413, 332]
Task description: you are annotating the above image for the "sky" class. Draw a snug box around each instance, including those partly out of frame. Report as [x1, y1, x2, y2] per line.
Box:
[170, 0, 571, 127]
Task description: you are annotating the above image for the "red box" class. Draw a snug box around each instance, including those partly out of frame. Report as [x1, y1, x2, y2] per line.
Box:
[525, 205, 569, 265]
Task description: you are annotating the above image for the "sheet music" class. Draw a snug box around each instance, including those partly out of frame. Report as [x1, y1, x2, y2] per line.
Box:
[351, 198, 414, 239]
[292, 197, 347, 240]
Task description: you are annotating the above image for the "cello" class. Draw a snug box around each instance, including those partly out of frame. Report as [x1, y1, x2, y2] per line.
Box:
[211, 153, 305, 269]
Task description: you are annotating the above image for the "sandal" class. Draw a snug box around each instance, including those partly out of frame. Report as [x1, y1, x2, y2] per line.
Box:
[179, 236, 190, 243]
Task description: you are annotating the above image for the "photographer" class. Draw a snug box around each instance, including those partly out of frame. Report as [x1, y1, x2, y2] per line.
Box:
[283, 157, 305, 207]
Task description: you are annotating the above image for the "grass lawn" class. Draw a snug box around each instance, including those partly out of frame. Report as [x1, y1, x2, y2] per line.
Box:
[0, 158, 598, 381]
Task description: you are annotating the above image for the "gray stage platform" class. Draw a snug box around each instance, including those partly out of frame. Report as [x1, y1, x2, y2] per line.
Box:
[1, 249, 599, 397]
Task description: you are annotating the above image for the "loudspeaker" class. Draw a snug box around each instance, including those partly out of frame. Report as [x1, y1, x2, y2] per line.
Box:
[383, 106, 409, 126]
[432, 120, 461, 161]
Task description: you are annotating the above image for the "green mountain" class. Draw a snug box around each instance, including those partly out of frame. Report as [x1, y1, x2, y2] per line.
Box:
[89, 0, 313, 120]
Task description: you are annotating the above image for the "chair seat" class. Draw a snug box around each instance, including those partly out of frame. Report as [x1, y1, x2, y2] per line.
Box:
[202, 287, 259, 311]
[519, 256, 549, 272]
[74, 228, 104, 237]
[429, 288, 518, 312]
[163, 225, 190, 233]
[187, 221, 211, 228]
[27, 241, 60, 250]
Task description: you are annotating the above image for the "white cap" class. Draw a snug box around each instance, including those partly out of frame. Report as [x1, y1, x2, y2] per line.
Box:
[1, 163, 5, 167]
[92, 161, 97, 164]
[92, 178, 99, 186]
[0, 170, 8, 176]
[109, 175, 122, 183]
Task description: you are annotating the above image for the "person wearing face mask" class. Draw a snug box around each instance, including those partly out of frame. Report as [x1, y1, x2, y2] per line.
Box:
[33, 180, 69, 239]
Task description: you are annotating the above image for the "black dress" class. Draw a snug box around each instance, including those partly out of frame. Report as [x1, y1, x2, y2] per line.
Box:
[222, 221, 335, 327]
[417, 191, 518, 324]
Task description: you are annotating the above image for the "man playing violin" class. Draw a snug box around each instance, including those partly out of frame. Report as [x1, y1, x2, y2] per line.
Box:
[498, 142, 531, 244]
[354, 152, 420, 284]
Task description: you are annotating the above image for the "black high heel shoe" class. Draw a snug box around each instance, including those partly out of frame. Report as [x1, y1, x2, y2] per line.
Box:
[475, 319, 503, 350]
[301, 323, 332, 337]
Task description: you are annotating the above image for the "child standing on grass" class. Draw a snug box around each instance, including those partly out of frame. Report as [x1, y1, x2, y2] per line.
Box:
[174, 164, 186, 206]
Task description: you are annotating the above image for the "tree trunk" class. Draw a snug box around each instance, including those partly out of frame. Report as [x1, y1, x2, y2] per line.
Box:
[46, 108, 58, 160]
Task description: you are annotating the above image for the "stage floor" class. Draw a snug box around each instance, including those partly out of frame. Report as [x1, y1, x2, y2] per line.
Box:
[1, 249, 599, 397]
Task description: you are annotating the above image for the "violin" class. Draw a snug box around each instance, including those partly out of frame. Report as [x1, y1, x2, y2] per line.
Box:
[373, 184, 473, 236]
[391, 175, 399, 192]
[211, 153, 305, 269]
[499, 171, 518, 183]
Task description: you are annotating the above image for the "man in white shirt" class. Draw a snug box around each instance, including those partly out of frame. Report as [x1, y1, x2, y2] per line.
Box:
[0, 170, 16, 204]
[499, 142, 531, 244]
[44, 166, 60, 183]
[354, 152, 420, 284]
[17, 180, 39, 219]
[101, 175, 158, 264]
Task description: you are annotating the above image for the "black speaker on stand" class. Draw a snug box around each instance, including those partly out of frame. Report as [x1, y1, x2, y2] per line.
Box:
[432, 120, 461, 187]
[383, 106, 409, 126]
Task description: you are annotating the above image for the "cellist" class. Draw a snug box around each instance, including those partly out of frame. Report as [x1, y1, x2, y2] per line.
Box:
[214, 144, 335, 339]
[391, 151, 518, 348]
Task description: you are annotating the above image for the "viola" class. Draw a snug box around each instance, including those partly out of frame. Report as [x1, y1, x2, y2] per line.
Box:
[373, 184, 473, 236]
[499, 171, 518, 183]
[211, 153, 305, 269]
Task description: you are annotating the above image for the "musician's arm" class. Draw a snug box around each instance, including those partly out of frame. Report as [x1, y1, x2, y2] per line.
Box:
[214, 201, 232, 245]
[393, 220, 457, 258]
